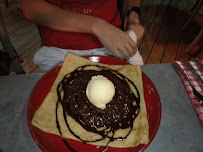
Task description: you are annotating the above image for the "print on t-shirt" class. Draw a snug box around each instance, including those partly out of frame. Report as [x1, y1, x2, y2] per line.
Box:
[48, 0, 106, 14]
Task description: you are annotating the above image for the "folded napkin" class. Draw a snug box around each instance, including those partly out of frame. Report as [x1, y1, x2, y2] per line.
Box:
[175, 61, 203, 125]
[126, 30, 144, 65]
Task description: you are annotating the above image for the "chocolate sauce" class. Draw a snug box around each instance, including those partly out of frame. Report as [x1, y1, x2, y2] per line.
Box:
[63, 139, 77, 152]
[56, 65, 140, 151]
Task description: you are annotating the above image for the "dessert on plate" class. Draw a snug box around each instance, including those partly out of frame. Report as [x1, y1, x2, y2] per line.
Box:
[31, 54, 149, 150]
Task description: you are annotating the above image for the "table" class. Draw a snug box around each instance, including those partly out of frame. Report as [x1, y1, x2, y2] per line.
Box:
[0, 63, 203, 152]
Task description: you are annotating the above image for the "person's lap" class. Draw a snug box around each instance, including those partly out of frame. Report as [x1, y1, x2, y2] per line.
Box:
[34, 30, 144, 73]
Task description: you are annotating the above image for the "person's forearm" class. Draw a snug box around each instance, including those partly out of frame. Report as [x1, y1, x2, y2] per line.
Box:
[20, 0, 104, 35]
[125, 0, 144, 41]
[126, 11, 139, 25]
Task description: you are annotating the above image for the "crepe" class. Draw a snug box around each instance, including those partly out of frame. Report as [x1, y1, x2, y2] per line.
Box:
[31, 54, 149, 148]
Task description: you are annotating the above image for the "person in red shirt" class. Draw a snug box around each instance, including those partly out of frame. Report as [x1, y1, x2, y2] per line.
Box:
[20, 0, 144, 72]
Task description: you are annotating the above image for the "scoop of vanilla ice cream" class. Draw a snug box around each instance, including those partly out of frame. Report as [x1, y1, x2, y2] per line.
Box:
[86, 75, 115, 109]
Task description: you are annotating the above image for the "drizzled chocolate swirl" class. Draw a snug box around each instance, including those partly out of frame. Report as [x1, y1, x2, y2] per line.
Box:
[56, 65, 140, 146]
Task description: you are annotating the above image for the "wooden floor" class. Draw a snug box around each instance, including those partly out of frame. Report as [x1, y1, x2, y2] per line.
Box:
[0, 0, 202, 74]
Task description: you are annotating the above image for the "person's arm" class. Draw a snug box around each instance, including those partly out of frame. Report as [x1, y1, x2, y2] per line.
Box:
[20, 0, 101, 34]
[125, 0, 144, 41]
[20, 0, 137, 60]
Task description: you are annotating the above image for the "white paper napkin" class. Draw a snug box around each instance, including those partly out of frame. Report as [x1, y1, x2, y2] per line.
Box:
[126, 30, 144, 65]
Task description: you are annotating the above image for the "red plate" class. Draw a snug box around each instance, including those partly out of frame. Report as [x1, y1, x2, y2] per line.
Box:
[27, 55, 161, 152]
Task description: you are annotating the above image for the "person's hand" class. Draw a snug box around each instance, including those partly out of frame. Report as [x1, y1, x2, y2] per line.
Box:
[92, 19, 137, 60]
[125, 11, 144, 41]
[126, 23, 144, 41]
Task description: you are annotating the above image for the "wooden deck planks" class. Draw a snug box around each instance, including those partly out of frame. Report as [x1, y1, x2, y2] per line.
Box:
[9, 23, 36, 43]
[140, 0, 202, 64]
[161, 0, 182, 63]
[22, 57, 38, 74]
[12, 26, 40, 56]
[0, 1, 41, 74]
[139, 0, 161, 46]
[146, 4, 173, 64]
[148, 0, 181, 64]
[31, 66, 41, 73]
[21, 40, 41, 60]
[139, 0, 171, 64]
[20, 41, 41, 73]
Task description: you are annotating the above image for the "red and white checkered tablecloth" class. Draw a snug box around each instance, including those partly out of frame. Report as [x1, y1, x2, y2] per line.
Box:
[175, 61, 203, 125]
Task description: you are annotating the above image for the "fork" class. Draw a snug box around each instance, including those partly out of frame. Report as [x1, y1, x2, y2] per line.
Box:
[172, 62, 203, 105]
[192, 58, 203, 70]
[180, 59, 203, 85]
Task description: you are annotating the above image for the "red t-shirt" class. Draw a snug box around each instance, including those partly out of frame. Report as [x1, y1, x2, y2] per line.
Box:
[40, 0, 122, 50]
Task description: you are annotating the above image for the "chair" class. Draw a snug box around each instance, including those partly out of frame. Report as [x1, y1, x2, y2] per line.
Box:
[0, 8, 25, 74]
[181, 0, 203, 31]
[5, 0, 8, 8]
[181, 0, 203, 57]
[4, 0, 21, 8]
[186, 28, 203, 57]
[117, 0, 128, 30]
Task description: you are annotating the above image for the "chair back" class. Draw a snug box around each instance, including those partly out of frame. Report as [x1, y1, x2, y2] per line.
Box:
[0, 9, 25, 74]
[117, 0, 128, 30]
